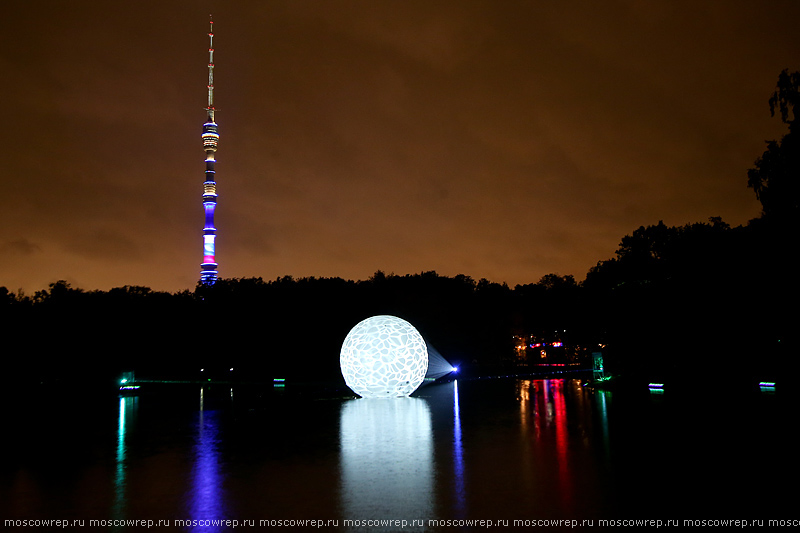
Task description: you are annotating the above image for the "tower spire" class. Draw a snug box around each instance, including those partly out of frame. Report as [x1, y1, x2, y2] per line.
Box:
[207, 15, 215, 119]
[200, 15, 219, 285]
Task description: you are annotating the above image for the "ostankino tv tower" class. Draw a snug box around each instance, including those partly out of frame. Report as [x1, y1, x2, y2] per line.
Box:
[200, 16, 219, 284]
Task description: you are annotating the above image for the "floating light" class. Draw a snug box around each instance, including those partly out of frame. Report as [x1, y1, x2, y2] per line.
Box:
[340, 315, 428, 398]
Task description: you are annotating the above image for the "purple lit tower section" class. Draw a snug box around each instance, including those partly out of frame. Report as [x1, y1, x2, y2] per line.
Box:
[200, 17, 219, 285]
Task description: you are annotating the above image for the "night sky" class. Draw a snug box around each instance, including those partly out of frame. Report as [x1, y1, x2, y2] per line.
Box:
[4, 1, 799, 294]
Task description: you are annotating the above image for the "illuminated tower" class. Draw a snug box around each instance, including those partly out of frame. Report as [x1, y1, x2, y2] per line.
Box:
[200, 16, 219, 284]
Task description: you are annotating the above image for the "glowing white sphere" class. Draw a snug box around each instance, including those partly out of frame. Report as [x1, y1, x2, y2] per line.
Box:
[340, 315, 428, 398]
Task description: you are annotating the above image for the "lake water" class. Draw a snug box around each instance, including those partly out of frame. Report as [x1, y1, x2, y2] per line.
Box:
[2, 376, 797, 530]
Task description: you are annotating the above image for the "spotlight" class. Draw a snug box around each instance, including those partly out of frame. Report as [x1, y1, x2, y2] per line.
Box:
[452, 366, 459, 373]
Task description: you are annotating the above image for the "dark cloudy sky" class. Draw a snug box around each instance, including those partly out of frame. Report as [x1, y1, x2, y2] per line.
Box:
[3, 1, 799, 293]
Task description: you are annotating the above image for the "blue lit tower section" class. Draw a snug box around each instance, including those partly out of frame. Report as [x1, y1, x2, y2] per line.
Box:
[200, 17, 219, 284]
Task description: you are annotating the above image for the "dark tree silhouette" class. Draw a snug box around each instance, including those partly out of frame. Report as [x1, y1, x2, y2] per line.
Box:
[748, 69, 800, 223]
[768, 69, 800, 125]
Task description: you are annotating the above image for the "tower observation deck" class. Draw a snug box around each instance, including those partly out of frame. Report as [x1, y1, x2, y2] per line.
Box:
[200, 16, 219, 285]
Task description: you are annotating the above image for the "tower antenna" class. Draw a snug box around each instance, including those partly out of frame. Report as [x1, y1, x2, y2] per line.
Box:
[206, 14, 215, 118]
[200, 15, 219, 284]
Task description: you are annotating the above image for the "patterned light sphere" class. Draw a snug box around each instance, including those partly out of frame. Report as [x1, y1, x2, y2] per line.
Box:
[340, 315, 429, 398]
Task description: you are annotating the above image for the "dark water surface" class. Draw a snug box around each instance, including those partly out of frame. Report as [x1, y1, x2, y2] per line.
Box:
[2, 377, 797, 530]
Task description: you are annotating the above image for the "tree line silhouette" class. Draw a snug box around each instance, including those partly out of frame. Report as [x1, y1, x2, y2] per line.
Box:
[2, 71, 797, 390]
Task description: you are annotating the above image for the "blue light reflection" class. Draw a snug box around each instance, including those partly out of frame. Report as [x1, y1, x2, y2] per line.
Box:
[453, 380, 466, 517]
[189, 388, 228, 532]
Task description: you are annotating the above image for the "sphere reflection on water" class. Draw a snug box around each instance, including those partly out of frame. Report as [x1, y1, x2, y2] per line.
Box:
[339, 398, 433, 523]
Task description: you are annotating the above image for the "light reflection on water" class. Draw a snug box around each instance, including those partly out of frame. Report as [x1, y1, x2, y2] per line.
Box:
[4, 377, 799, 525]
[113, 396, 137, 525]
[452, 380, 465, 518]
[515, 379, 582, 513]
[597, 388, 610, 454]
[189, 388, 227, 531]
[339, 397, 433, 528]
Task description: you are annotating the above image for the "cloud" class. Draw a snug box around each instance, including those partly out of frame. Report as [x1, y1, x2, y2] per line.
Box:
[1, 239, 43, 256]
[68, 230, 140, 261]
